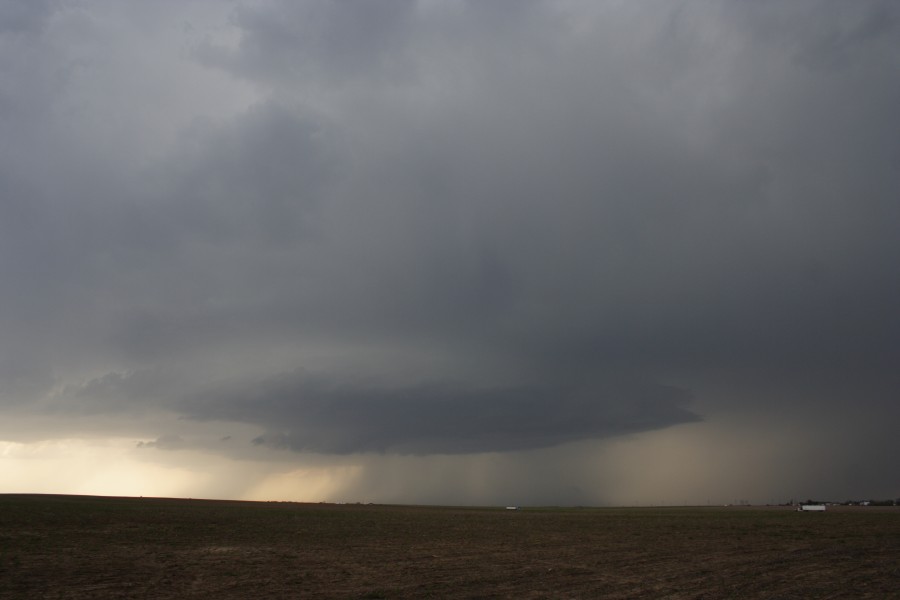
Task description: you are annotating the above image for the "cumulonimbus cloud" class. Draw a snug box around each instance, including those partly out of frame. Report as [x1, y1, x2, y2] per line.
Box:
[186, 370, 699, 455]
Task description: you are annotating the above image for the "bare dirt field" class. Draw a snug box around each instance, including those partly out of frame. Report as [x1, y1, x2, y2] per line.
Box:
[1, 494, 898, 599]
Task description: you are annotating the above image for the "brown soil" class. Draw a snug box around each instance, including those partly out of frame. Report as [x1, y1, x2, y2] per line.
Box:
[1, 495, 898, 599]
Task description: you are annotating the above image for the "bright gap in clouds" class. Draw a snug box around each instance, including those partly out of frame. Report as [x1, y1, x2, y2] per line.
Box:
[0, 438, 203, 499]
[0, 437, 351, 502]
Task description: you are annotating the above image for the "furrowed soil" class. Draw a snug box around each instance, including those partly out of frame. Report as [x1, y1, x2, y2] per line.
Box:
[1, 495, 898, 599]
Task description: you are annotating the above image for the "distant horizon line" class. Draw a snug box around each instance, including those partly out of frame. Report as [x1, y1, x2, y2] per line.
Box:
[3, 492, 897, 509]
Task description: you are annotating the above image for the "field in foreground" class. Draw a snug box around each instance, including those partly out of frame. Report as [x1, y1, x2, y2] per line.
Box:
[1, 495, 898, 599]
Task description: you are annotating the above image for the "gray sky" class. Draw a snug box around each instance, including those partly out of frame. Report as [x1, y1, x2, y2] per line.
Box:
[1, 0, 898, 505]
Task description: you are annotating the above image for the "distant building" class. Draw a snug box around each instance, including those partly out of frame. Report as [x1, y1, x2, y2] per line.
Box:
[798, 504, 826, 512]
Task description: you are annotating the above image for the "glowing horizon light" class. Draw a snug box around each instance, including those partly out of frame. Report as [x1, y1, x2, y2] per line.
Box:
[0, 438, 204, 498]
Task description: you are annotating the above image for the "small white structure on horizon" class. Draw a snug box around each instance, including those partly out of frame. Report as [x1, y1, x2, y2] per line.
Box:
[505, 506, 519, 510]
[798, 504, 826, 512]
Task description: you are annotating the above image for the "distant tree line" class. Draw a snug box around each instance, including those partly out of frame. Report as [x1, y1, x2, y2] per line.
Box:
[851, 499, 899, 507]
[786, 499, 899, 506]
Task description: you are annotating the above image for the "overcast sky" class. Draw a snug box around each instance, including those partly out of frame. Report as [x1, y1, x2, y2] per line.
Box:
[1, 0, 898, 506]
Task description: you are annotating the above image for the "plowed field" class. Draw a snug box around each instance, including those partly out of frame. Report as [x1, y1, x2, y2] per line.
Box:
[1, 495, 898, 599]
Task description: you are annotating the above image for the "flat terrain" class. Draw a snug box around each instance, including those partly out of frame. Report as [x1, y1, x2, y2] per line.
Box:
[1, 495, 898, 599]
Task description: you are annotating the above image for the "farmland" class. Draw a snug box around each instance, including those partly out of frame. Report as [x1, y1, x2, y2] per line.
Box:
[1, 495, 898, 599]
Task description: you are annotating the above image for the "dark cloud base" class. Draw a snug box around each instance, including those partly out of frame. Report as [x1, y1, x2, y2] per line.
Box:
[188, 370, 699, 455]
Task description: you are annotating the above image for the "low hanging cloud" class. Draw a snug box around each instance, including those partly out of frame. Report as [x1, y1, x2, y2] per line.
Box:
[136, 434, 186, 451]
[186, 370, 699, 455]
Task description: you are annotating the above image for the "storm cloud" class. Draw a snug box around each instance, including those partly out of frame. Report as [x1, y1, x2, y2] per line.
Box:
[187, 369, 699, 455]
[0, 0, 897, 505]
